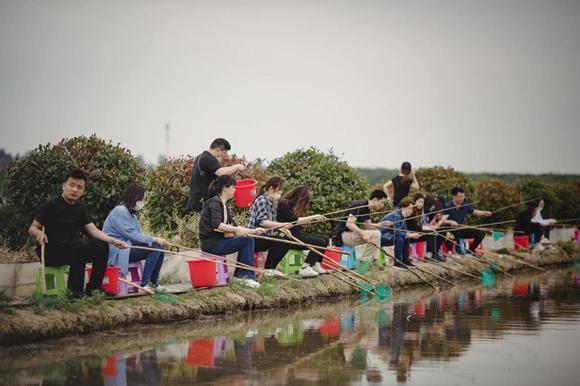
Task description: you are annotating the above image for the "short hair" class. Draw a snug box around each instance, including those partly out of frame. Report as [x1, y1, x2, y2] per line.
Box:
[451, 186, 464, 196]
[369, 189, 387, 201]
[122, 183, 146, 210]
[401, 161, 412, 172]
[399, 196, 414, 208]
[210, 138, 231, 151]
[65, 169, 87, 183]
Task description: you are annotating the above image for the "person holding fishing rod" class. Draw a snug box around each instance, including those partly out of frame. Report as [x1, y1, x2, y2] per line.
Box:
[199, 175, 264, 289]
[443, 187, 492, 257]
[379, 197, 422, 270]
[532, 198, 557, 248]
[407, 194, 449, 262]
[331, 189, 390, 262]
[103, 183, 170, 293]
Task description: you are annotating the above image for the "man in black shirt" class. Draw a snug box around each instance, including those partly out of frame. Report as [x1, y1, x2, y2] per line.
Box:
[29, 170, 128, 297]
[186, 138, 246, 212]
[332, 190, 391, 261]
[383, 162, 420, 208]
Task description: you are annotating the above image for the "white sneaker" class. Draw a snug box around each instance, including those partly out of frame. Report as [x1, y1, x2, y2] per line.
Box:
[143, 284, 169, 294]
[312, 262, 328, 275]
[533, 243, 545, 253]
[299, 265, 319, 278]
[263, 269, 286, 278]
[233, 277, 261, 289]
[540, 236, 551, 245]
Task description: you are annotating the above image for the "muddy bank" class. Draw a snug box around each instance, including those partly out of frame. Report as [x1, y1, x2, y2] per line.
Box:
[1, 244, 578, 345]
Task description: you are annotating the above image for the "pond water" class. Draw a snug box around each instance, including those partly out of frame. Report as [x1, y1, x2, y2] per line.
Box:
[1, 267, 580, 385]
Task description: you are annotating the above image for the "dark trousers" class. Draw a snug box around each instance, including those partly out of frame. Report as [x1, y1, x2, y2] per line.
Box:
[254, 237, 291, 269]
[292, 232, 329, 266]
[381, 233, 410, 262]
[411, 233, 442, 256]
[206, 237, 256, 280]
[526, 223, 544, 245]
[444, 228, 485, 254]
[44, 239, 109, 293]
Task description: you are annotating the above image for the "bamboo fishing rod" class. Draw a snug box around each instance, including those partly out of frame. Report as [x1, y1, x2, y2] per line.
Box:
[485, 248, 547, 272]
[421, 258, 481, 280]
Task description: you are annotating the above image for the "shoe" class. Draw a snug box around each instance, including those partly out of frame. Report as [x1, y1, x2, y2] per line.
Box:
[232, 277, 261, 289]
[263, 269, 286, 278]
[85, 288, 116, 298]
[312, 262, 328, 275]
[403, 260, 417, 269]
[540, 236, 551, 245]
[299, 265, 319, 278]
[533, 244, 545, 253]
[435, 251, 447, 262]
[392, 263, 408, 271]
[69, 290, 87, 299]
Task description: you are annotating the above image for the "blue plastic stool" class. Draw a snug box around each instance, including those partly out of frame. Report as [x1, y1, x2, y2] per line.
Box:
[341, 246, 357, 269]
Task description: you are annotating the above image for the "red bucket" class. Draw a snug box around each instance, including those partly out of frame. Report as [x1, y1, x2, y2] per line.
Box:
[234, 179, 257, 208]
[187, 259, 217, 288]
[514, 235, 530, 251]
[322, 247, 341, 270]
[87, 266, 120, 295]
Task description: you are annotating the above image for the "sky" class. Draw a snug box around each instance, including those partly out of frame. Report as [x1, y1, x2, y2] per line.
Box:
[1, 0, 580, 173]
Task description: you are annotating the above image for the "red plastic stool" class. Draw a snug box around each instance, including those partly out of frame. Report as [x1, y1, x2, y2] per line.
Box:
[86, 266, 120, 295]
[514, 235, 530, 251]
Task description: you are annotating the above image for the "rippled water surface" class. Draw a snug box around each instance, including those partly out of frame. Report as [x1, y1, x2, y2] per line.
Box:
[2, 268, 580, 385]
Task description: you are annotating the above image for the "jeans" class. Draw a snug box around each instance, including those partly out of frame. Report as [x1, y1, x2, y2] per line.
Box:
[380, 232, 409, 262]
[207, 236, 256, 280]
[291, 232, 329, 266]
[129, 242, 165, 286]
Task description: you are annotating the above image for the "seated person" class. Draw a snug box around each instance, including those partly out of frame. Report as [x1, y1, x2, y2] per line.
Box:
[29, 169, 128, 297]
[199, 175, 263, 288]
[531, 198, 557, 246]
[515, 199, 545, 252]
[407, 194, 446, 262]
[103, 183, 169, 293]
[276, 185, 328, 278]
[443, 187, 492, 257]
[247, 176, 292, 277]
[380, 197, 421, 270]
[331, 190, 390, 261]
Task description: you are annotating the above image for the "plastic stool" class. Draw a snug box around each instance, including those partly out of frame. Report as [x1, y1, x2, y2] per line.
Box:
[341, 246, 357, 269]
[214, 254, 230, 285]
[514, 235, 530, 251]
[87, 265, 121, 295]
[36, 265, 68, 297]
[377, 249, 387, 267]
[277, 249, 305, 274]
[119, 261, 143, 294]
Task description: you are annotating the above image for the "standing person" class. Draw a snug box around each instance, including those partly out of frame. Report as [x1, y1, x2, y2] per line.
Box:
[331, 190, 390, 262]
[443, 187, 492, 257]
[515, 199, 545, 252]
[28, 170, 128, 297]
[186, 138, 246, 212]
[383, 162, 420, 209]
[103, 183, 169, 293]
[247, 176, 293, 276]
[531, 198, 557, 246]
[379, 197, 421, 270]
[199, 175, 263, 288]
[276, 186, 328, 278]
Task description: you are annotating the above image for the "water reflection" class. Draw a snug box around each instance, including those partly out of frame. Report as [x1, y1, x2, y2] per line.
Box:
[2, 269, 580, 385]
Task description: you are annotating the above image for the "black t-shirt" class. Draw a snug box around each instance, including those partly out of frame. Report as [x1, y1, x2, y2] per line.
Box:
[199, 196, 237, 251]
[332, 200, 370, 244]
[35, 196, 91, 247]
[391, 175, 412, 206]
[276, 200, 303, 236]
[187, 151, 222, 211]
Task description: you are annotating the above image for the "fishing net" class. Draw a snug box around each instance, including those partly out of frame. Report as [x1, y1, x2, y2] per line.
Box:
[357, 281, 393, 303]
[355, 259, 372, 275]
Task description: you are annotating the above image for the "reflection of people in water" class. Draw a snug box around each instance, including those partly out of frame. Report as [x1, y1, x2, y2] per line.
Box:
[126, 350, 163, 386]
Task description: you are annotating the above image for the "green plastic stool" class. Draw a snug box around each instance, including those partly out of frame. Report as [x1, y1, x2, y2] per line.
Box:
[36, 266, 69, 297]
[376, 249, 387, 267]
[277, 249, 305, 274]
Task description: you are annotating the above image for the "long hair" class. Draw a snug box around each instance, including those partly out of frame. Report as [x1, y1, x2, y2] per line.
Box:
[258, 176, 285, 195]
[526, 199, 541, 218]
[122, 183, 145, 211]
[208, 175, 237, 197]
[280, 185, 310, 217]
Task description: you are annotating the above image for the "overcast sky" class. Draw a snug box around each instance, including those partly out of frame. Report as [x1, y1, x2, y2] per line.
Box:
[1, 0, 579, 173]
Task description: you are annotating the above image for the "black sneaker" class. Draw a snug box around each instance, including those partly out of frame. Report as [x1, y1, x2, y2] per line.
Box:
[392, 263, 408, 271]
[404, 260, 417, 268]
[435, 251, 447, 262]
[69, 290, 87, 299]
[85, 288, 116, 298]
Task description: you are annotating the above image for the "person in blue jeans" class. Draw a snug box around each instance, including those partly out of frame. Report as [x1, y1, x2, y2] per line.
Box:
[380, 196, 421, 270]
[198, 175, 265, 289]
[103, 183, 169, 293]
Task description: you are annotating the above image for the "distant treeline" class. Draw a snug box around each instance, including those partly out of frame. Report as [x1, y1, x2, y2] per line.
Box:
[356, 167, 580, 186]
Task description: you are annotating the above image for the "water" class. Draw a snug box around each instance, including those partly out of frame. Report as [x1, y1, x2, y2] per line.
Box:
[2, 268, 580, 386]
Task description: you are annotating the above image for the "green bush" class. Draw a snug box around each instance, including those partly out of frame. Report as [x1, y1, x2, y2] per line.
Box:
[516, 179, 559, 218]
[475, 179, 523, 228]
[415, 166, 478, 203]
[4, 135, 145, 247]
[0, 203, 29, 249]
[549, 183, 580, 222]
[267, 147, 369, 234]
[144, 156, 193, 232]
